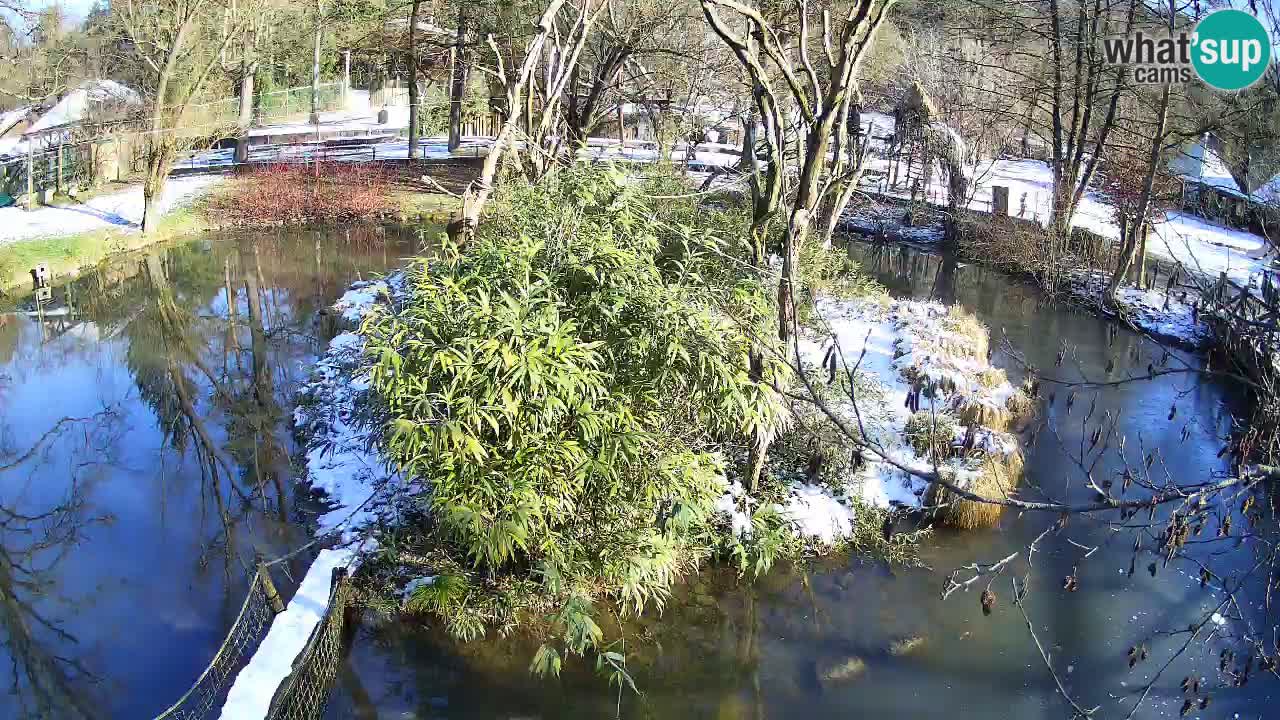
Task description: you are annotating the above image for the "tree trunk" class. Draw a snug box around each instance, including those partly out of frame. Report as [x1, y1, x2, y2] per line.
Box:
[738, 102, 756, 172]
[447, 8, 468, 152]
[235, 61, 256, 164]
[1106, 5, 1173, 301]
[310, 0, 323, 125]
[1132, 222, 1148, 285]
[450, 0, 567, 244]
[407, 0, 422, 159]
[141, 145, 171, 236]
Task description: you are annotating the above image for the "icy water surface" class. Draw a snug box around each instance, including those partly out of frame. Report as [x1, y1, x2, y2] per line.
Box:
[0, 225, 424, 719]
[328, 240, 1276, 719]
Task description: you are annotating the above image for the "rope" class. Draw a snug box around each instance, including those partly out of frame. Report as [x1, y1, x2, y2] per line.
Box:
[152, 575, 275, 720]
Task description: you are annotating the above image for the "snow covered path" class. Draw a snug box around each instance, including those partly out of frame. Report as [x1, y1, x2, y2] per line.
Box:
[0, 174, 223, 246]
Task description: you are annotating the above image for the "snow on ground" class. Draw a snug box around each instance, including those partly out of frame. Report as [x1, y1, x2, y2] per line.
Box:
[718, 296, 1029, 547]
[218, 277, 401, 720]
[1065, 271, 1212, 349]
[856, 111, 1274, 291]
[0, 174, 223, 246]
[215, 548, 357, 720]
[1147, 212, 1268, 287]
[331, 279, 392, 325]
[840, 198, 946, 244]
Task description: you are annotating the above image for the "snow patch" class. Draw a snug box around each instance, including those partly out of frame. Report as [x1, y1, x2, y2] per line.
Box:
[0, 174, 223, 246]
[716, 295, 1028, 547]
[331, 280, 390, 325]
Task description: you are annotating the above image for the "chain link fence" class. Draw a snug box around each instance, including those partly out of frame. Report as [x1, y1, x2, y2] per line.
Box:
[0, 142, 96, 200]
[186, 83, 347, 128]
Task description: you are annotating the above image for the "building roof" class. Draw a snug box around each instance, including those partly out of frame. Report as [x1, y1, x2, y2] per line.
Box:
[26, 80, 140, 134]
[0, 106, 31, 137]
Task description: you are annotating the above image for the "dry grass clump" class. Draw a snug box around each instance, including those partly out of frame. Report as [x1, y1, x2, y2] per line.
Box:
[951, 376, 1038, 433]
[904, 411, 958, 461]
[929, 449, 1025, 530]
[955, 215, 1066, 280]
[1005, 386, 1037, 429]
[945, 305, 989, 360]
[953, 396, 1013, 432]
[976, 367, 1008, 388]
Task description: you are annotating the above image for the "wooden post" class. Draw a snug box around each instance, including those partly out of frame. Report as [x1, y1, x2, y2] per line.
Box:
[25, 145, 34, 209]
[258, 560, 286, 614]
[343, 50, 351, 108]
[56, 141, 64, 194]
[992, 185, 1010, 216]
[617, 101, 625, 150]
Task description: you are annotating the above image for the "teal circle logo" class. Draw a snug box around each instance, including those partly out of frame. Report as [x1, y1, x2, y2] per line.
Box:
[1192, 9, 1271, 91]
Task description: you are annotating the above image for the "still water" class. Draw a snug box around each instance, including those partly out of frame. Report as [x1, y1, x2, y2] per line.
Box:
[0, 226, 422, 719]
[328, 240, 1275, 719]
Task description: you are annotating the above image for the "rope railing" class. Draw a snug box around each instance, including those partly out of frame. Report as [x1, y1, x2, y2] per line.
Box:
[151, 560, 354, 720]
[264, 568, 354, 720]
[152, 573, 276, 720]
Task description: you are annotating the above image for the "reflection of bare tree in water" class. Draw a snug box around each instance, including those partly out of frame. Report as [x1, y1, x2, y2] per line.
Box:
[0, 408, 121, 720]
[131, 247, 294, 584]
[233, 244, 289, 522]
[133, 253, 255, 582]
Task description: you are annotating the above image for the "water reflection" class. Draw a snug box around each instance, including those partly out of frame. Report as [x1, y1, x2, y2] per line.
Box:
[329, 239, 1275, 719]
[0, 225, 422, 719]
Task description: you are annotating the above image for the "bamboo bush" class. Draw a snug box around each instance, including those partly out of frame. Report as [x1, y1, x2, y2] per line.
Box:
[363, 165, 785, 673]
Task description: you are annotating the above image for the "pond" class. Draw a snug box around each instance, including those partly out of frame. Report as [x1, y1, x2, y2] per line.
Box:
[0, 225, 425, 719]
[326, 239, 1276, 719]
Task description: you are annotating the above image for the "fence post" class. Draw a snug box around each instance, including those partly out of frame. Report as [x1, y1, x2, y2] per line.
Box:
[257, 559, 286, 614]
[24, 145, 33, 209]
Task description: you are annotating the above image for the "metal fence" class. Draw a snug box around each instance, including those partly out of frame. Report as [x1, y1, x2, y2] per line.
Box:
[0, 142, 94, 199]
[152, 573, 278, 720]
[264, 568, 353, 720]
[186, 83, 347, 128]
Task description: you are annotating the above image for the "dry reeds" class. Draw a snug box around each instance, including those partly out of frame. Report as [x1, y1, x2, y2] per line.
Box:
[945, 306, 989, 360]
[953, 397, 1013, 431]
[1004, 387, 1037, 429]
[904, 411, 958, 461]
[930, 449, 1025, 530]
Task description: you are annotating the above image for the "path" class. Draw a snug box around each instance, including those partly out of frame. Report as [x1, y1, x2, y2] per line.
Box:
[0, 174, 224, 246]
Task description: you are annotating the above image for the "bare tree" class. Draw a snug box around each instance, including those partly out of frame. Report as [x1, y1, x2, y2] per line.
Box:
[447, 6, 469, 152]
[450, 0, 587, 243]
[117, 0, 247, 234]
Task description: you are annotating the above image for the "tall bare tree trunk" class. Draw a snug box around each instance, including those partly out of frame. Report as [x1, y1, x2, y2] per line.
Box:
[407, 0, 422, 159]
[738, 101, 756, 172]
[447, 8, 468, 152]
[450, 0, 568, 244]
[1106, 2, 1173, 301]
[309, 0, 323, 125]
[142, 154, 168, 235]
[235, 61, 256, 164]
